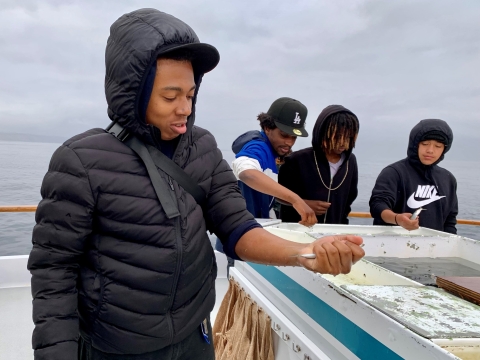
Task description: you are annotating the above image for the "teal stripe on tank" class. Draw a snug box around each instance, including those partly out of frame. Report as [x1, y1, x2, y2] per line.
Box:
[248, 263, 403, 360]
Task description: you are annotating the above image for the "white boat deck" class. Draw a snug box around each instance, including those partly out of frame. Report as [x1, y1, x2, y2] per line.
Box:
[0, 252, 230, 359]
[0, 286, 34, 359]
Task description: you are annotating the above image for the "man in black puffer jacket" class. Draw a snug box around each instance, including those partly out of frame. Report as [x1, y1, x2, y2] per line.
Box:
[28, 9, 365, 360]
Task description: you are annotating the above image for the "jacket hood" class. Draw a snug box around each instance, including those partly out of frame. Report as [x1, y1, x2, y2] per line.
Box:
[105, 9, 219, 144]
[407, 119, 453, 167]
[312, 105, 358, 160]
[231, 130, 266, 154]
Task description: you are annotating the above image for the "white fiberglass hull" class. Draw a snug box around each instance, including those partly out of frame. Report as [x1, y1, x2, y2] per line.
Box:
[231, 223, 480, 360]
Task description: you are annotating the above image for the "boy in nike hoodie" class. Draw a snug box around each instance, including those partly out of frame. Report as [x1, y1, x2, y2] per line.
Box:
[369, 119, 458, 233]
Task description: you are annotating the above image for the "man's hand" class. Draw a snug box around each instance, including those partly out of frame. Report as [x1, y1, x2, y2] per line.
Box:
[237, 170, 317, 226]
[304, 200, 331, 215]
[396, 213, 419, 231]
[292, 198, 317, 227]
[296, 235, 365, 275]
[381, 209, 420, 231]
[235, 229, 364, 274]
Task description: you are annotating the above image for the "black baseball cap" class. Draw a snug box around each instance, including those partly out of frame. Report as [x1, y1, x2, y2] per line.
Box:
[156, 42, 220, 74]
[267, 97, 308, 137]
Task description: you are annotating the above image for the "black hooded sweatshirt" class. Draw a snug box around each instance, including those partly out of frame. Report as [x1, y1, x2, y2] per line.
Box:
[279, 105, 359, 224]
[369, 119, 458, 234]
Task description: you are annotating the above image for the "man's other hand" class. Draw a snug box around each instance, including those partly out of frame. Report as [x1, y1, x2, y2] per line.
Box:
[297, 235, 365, 275]
[396, 213, 420, 231]
[304, 200, 331, 216]
[292, 198, 317, 227]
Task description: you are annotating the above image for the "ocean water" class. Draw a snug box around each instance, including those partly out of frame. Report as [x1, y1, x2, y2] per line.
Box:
[0, 140, 479, 256]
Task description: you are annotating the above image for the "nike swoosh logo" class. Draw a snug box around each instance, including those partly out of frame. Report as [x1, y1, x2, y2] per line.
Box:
[407, 193, 445, 209]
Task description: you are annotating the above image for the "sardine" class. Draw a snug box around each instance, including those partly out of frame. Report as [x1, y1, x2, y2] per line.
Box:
[296, 245, 366, 260]
[298, 253, 317, 259]
[410, 208, 426, 220]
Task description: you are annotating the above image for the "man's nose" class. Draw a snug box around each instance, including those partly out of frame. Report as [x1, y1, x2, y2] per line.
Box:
[286, 136, 297, 146]
[176, 98, 192, 116]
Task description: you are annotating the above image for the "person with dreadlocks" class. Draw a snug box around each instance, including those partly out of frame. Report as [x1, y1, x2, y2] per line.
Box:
[279, 105, 360, 224]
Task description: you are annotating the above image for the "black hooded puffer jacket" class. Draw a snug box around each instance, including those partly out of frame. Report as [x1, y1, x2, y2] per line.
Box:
[369, 119, 458, 233]
[27, 9, 254, 359]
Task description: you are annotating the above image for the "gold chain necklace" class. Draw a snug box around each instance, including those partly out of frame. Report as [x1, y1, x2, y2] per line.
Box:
[313, 151, 349, 191]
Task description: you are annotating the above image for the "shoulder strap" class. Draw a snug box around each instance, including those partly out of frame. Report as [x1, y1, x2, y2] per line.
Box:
[144, 143, 206, 205]
[107, 122, 206, 215]
[124, 135, 180, 219]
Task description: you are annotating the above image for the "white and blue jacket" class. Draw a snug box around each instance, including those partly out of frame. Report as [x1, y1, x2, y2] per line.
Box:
[232, 131, 278, 218]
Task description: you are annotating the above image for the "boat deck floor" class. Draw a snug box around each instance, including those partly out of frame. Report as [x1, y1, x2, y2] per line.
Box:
[0, 279, 229, 359]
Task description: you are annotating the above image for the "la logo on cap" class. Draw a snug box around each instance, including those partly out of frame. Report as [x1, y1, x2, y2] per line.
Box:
[293, 112, 301, 124]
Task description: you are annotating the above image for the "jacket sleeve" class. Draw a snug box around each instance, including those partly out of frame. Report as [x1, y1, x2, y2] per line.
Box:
[235, 141, 271, 170]
[27, 145, 95, 360]
[369, 166, 401, 219]
[444, 175, 458, 234]
[344, 156, 359, 224]
[204, 148, 256, 252]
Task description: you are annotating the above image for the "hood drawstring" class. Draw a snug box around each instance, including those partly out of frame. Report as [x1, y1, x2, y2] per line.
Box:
[425, 167, 442, 195]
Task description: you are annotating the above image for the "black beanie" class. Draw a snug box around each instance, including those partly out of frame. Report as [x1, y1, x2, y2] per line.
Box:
[420, 130, 448, 146]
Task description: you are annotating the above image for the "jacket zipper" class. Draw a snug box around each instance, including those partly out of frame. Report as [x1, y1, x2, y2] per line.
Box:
[150, 125, 184, 344]
[322, 159, 346, 224]
[324, 177, 333, 224]
[166, 175, 183, 345]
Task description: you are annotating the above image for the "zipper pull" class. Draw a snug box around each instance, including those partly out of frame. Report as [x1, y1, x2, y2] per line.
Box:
[201, 318, 210, 344]
[168, 177, 174, 191]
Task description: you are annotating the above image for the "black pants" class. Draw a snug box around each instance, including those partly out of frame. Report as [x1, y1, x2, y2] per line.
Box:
[78, 319, 214, 360]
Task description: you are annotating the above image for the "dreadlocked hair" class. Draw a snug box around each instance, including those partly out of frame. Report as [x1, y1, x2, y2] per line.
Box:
[257, 112, 277, 131]
[320, 112, 359, 152]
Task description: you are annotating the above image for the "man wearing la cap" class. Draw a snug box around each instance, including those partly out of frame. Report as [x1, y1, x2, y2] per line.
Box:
[27, 9, 364, 360]
[231, 97, 317, 225]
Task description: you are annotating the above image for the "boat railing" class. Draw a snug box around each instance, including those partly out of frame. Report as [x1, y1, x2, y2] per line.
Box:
[1, 205, 480, 226]
[349, 211, 480, 226]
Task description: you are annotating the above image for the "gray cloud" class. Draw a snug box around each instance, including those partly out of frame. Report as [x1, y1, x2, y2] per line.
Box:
[0, 0, 479, 161]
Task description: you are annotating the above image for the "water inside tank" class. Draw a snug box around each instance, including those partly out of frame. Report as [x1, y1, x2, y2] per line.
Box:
[364, 257, 480, 286]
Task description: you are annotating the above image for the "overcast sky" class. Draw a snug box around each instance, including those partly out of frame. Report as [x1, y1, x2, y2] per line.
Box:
[1, 0, 479, 161]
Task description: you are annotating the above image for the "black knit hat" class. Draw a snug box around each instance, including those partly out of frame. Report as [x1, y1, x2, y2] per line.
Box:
[420, 130, 448, 146]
